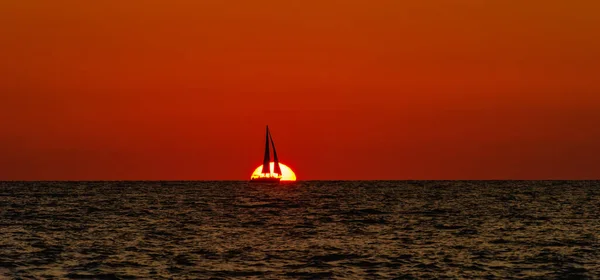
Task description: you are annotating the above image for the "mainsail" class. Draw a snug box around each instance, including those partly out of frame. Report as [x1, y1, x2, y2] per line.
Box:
[269, 129, 282, 175]
[261, 126, 271, 174]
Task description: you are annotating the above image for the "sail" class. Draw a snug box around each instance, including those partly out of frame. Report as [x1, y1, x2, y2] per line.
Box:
[261, 126, 271, 174]
[269, 129, 282, 175]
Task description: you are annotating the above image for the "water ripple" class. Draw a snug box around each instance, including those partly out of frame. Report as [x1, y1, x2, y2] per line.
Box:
[0, 181, 599, 279]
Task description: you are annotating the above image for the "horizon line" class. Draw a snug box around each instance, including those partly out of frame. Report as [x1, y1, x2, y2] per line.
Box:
[1, 179, 598, 182]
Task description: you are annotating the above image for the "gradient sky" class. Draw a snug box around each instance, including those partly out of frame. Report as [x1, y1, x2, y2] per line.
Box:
[1, 0, 599, 180]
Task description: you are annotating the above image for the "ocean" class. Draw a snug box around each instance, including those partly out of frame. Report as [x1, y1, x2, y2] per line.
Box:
[1, 181, 598, 279]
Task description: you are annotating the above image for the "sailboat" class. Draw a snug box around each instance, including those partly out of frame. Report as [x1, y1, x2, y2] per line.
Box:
[250, 126, 282, 183]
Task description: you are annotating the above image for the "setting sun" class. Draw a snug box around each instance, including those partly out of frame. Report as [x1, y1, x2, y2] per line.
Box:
[251, 162, 297, 181]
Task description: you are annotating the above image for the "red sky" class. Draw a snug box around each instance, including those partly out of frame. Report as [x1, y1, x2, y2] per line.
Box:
[1, 0, 599, 180]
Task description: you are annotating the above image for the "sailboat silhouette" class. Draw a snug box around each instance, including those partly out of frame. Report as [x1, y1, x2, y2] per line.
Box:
[250, 126, 282, 183]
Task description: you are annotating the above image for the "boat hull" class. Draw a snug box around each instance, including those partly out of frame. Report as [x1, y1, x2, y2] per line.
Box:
[249, 177, 281, 183]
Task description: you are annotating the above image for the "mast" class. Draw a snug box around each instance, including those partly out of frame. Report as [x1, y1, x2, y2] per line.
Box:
[261, 126, 271, 174]
[269, 129, 282, 176]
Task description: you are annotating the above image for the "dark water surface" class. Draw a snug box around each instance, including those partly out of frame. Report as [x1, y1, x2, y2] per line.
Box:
[1, 181, 599, 279]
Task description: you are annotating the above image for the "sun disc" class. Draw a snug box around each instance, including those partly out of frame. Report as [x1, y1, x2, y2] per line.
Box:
[251, 162, 297, 181]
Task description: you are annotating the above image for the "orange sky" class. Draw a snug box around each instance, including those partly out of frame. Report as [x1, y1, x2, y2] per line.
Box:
[1, 0, 599, 180]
